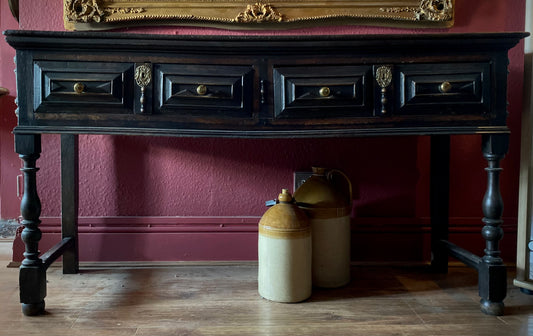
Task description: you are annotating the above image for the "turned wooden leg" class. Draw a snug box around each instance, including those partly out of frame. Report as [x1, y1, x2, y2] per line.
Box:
[479, 134, 508, 316]
[16, 134, 46, 316]
[430, 135, 450, 273]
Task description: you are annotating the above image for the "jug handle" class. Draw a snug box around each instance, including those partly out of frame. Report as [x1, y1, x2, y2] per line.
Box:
[326, 169, 353, 204]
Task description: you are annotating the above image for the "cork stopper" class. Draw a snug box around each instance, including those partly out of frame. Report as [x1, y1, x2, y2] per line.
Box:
[278, 189, 293, 203]
[312, 166, 327, 175]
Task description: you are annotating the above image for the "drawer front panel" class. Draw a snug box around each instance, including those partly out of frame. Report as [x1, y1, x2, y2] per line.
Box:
[34, 61, 134, 114]
[154, 64, 255, 118]
[273, 66, 372, 119]
[395, 63, 490, 115]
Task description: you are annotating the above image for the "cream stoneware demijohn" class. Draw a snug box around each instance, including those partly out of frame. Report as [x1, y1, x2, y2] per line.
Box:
[294, 167, 352, 288]
[258, 189, 312, 303]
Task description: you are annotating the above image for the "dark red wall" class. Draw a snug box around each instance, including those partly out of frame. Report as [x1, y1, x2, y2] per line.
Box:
[1, 0, 525, 263]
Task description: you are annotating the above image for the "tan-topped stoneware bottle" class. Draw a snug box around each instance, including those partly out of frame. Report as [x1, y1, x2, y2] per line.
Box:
[294, 167, 352, 288]
[258, 189, 312, 303]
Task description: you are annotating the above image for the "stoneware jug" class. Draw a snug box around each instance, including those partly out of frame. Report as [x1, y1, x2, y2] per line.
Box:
[294, 167, 352, 288]
[258, 189, 312, 303]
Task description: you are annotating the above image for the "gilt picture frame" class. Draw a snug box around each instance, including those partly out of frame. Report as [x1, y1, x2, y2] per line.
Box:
[64, 0, 454, 31]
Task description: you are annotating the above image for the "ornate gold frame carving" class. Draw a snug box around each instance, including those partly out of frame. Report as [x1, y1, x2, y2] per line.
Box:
[64, 0, 454, 31]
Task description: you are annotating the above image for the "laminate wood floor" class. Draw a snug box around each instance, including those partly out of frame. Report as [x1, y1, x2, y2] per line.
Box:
[2, 258, 533, 335]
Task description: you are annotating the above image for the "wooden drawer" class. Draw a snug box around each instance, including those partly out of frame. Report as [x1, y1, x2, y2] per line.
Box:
[273, 65, 372, 119]
[154, 64, 255, 119]
[33, 61, 134, 114]
[394, 63, 491, 115]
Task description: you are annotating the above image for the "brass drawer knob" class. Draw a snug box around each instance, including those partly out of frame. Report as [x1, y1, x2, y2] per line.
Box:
[73, 82, 85, 94]
[196, 84, 207, 95]
[319, 87, 330, 97]
[440, 81, 452, 93]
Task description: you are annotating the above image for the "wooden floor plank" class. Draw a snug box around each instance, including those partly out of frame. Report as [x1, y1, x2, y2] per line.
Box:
[2, 260, 533, 335]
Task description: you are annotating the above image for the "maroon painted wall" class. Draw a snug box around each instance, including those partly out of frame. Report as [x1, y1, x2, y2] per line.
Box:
[1, 0, 526, 263]
[0, 1, 20, 226]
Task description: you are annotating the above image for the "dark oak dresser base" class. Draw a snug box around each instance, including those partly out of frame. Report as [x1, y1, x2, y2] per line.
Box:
[4, 30, 528, 316]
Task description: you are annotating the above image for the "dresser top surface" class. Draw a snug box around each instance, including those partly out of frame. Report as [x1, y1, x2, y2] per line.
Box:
[4, 30, 528, 53]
